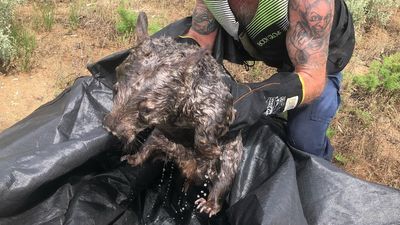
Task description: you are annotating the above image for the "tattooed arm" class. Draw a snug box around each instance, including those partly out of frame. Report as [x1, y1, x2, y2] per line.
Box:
[287, 0, 334, 103]
[185, 0, 219, 51]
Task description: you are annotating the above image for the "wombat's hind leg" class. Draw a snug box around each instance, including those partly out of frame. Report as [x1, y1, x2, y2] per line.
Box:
[195, 134, 243, 217]
[123, 146, 156, 167]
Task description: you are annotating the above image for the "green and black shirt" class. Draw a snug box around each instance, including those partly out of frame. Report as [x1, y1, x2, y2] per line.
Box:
[204, 0, 355, 74]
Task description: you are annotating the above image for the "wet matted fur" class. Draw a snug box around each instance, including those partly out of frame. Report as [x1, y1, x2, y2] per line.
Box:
[103, 12, 243, 217]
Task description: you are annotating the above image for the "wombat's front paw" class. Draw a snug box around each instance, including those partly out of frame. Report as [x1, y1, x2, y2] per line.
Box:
[121, 154, 142, 167]
[197, 145, 221, 160]
[195, 198, 221, 217]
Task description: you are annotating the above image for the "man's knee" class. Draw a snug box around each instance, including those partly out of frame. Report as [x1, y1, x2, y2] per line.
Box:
[287, 120, 333, 160]
[287, 75, 342, 160]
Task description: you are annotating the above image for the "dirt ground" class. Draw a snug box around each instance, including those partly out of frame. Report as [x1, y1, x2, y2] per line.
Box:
[0, 2, 399, 188]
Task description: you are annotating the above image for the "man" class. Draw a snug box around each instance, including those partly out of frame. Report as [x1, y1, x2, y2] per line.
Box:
[181, 0, 355, 160]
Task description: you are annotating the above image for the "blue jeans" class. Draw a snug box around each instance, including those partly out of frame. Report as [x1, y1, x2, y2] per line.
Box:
[287, 73, 342, 161]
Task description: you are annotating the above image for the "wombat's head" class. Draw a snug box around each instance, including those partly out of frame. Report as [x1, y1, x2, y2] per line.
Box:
[103, 12, 208, 144]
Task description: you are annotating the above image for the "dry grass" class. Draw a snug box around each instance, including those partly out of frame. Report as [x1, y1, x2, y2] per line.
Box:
[331, 92, 400, 188]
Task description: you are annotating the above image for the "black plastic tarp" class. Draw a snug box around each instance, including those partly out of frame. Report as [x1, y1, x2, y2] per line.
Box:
[0, 18, 400, 225]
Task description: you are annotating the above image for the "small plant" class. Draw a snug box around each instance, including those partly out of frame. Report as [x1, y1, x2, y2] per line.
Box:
[247, 62, 276, 82]
[326, 127, 336, 139]
[334, 152, 349, 166]
[353, 109, 373, 126]
[248, 62, 263, 81]
[68, 1, 82, 30]
[54, 71, 76, 96]
[13, 28, 36, 72]
[116, 3, 138, 37]
[353, 52, 400, 94]
[33, 1, 55, 32]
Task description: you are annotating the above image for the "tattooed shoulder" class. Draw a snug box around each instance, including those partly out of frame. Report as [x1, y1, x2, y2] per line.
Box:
[192, 2, 218, 35]
[287, 0, 334, 66]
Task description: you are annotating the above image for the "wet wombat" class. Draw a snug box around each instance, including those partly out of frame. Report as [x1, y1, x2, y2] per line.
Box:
[103, 12, 243, 217]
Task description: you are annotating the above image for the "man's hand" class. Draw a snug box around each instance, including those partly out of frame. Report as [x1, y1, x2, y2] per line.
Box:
[224, 72, 304, 133]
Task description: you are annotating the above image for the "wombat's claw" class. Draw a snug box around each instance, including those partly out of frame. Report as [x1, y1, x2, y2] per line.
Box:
[122, 154, 141, 166]
[206, 148, 221, 158]
[120, 155, 129, 162]
[195, 198, 220, 217]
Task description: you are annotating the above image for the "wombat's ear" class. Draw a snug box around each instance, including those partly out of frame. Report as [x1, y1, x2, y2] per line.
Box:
[182, 48, 208, 73]
[135, 12, 149, 44]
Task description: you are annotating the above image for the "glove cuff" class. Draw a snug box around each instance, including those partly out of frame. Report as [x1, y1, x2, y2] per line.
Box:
[175, 35, 200, 46]
[265, 72, 304, 114]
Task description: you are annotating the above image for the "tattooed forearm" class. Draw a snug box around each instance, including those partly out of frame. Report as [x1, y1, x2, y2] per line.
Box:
[287, 0, 333, 66]
[192, 1, 218, 35]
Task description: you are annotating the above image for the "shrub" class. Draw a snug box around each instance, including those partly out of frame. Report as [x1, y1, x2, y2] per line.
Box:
[0, 0, 18, 71]
[353, 52, 400, 93]
[0, 0, 38, 73]
[346, 0, 400, 29]
[0, 28, 16, 71]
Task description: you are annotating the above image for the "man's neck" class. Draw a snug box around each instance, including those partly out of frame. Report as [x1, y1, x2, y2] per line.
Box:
[228, 0, 259, 26]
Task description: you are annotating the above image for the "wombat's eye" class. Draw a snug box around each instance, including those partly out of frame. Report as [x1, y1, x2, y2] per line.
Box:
[138, 101, 154, 115]
[113, 83, 119, 91]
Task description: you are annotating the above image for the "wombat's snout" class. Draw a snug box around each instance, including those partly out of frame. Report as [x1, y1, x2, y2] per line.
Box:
[103, 114, 119, 137]
[103, 113, 138, 144]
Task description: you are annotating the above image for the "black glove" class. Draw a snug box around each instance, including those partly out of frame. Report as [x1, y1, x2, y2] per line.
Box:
[224, 72, 305, 133]
[174, 35, 200, 46]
